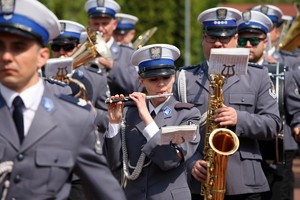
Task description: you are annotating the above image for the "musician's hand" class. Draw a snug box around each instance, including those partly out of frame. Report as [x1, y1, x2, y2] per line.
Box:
[129, 92, 153, 126]
[293, 126, 300, 142]
[192, 160, 207, 182]
[107, 94, 124, 124]
[98, 57, 113, 70]
[215, 105, 237, 126]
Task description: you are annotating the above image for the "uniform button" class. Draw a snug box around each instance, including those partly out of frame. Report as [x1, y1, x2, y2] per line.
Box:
[17, 154, 24, 161]
[14, 175, 21, 183]
[241, 98, 245, 102]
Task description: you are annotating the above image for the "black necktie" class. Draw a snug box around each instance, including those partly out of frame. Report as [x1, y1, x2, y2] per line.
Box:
[151, 110, 156, 118]
[12, 96, 24, 143]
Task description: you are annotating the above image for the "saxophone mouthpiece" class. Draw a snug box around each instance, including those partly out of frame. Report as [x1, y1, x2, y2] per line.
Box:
[105, 93, 173, 104]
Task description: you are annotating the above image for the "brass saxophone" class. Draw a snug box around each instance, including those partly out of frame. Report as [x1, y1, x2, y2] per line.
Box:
[201, 74, 240, 200]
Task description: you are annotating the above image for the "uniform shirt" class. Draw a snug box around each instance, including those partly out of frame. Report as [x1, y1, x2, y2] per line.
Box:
[0, 79, 44, 136]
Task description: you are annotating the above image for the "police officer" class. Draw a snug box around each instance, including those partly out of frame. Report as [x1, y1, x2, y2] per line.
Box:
[0, 0, 126, 199]
[49, 20, 109, 133]
[237, 10, 286, 200]
[173, 7, 281, 200]
[85, 0, 143, 96]
[253, 5, 300, 200]
[104, 44, 201, 200]
[49, 19, 111, 200]
[113, 13, 139, 47]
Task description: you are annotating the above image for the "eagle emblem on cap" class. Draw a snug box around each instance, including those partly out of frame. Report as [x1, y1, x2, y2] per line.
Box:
[96, 0, 105, 7]
[260, 5, 269, 15]
[242, 10, 251, 22]
[150, 46, 162, 60]
[0, 0, 15, 15]
[216, 9, 227, 20]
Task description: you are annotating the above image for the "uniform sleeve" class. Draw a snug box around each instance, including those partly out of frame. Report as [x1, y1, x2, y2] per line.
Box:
[73, 111, 126, 200]
[235, 69, 281, 139]
[285, 66, 300, 128]
[142, 106, 201, 171]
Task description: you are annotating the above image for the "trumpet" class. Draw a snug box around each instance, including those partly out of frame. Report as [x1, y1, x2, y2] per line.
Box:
[105, 93, 173, 104]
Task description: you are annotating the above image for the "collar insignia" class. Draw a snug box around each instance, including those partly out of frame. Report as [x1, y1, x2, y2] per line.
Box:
[163, 106, 172, 117]
[42, 97, 54, 112]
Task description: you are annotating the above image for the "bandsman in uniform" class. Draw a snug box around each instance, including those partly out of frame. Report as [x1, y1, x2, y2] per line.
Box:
[252, 5, 300, 200]
[0, 0, 126, 199]
[113, 13, 139, 47]
[85, 0, 143, 96]
[49, 20, 110, 133]
[104, 44, 201, 200]
[173, 7, 281, 200]
[49, 20, 111, 200]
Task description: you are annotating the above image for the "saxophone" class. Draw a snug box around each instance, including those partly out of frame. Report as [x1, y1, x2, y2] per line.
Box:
[201, 74, 240, 200]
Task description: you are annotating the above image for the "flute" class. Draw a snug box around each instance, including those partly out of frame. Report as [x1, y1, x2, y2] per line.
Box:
[105, 93, 173, 104]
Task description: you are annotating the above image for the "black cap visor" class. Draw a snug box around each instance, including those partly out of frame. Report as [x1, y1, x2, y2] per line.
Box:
[51, 36, 79, 45]
[205, 26, 237, 37]
[89, 12, 115, 19]
[238, 27, 267, 35]
[139, 66, 175, 78]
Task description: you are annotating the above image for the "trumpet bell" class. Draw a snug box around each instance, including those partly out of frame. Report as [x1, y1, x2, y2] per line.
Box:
[71, 31, 112, 69]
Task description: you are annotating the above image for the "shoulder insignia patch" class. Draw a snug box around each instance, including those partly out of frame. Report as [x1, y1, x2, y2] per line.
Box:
[59, 94, 91, 110]
[175, 102, 194, 109]
[269, 84, 277, 99]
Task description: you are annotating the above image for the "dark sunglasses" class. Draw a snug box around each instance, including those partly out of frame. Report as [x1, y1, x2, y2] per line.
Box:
[51, 43, 76, 52]
[237, 37, 265, 47]
[204, 35, 232, 44]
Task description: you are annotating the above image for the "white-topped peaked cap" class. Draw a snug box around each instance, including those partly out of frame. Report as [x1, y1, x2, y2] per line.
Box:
[115, 13, 139, 34]
[51, 20, 87, 44]
[0, 0, 60, 46]
[198, 7, 242, 37]
[252, 5, 283, 27]
[131, 44, 180, 78]
[237, 10, 273, 34]
[85, 0, 120, 18]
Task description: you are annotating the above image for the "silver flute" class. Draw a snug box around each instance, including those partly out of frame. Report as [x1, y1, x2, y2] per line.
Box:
[105, 93, 173, 104]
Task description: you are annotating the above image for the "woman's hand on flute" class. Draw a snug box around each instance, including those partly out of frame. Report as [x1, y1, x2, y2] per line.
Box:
[107, 94, 124, 124]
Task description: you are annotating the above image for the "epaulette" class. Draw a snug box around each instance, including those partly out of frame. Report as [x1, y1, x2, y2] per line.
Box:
[178, 64, 200, 71]
[86, 66, 103, 75]
[45, 77, 68, 87]
[248, 62, 263, 69]
[174, 102, 194, 110]
[119, 44, 134, 50]
[279, 50, 297, 57]
[58, 94, 91, 111]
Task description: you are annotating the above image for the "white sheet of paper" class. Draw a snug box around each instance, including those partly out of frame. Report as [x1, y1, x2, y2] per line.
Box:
[160, 125, 197, 145]
[44, 57, 73, 78]
[208, 48, 249, 76]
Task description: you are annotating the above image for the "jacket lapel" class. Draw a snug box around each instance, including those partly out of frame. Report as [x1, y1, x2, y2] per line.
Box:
[0, 95, 20, 150]
[20, 89, 58, 152]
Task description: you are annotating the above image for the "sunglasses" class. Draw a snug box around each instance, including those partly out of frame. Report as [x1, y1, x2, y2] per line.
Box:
[51, 43, 76, 52]
[204, 35, 232, 44]
[237, 37, 265, 47]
